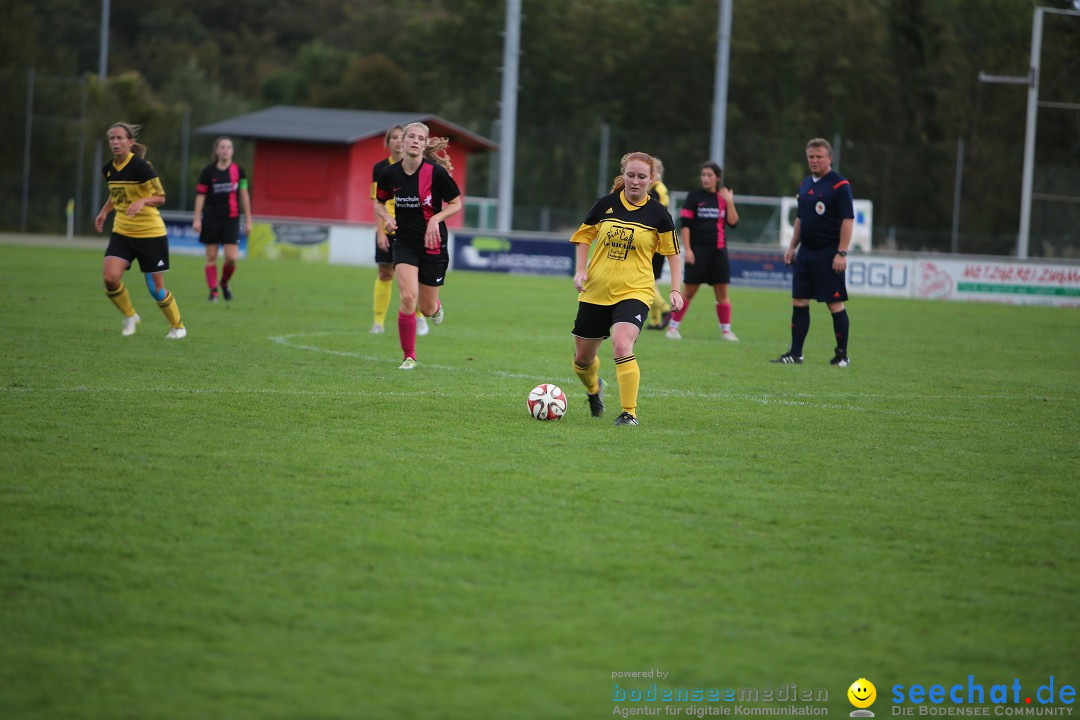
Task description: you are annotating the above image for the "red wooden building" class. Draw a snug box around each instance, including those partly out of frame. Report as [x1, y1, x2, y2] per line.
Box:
[196, 106, 497, 227]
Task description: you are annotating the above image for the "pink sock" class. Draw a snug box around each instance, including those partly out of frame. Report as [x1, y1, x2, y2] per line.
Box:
[672, 297, 693, 322]
[717, 301, 732, 325]
[398, 311, 417, 360]
[222, 261, 236, 284]
[205, 263, 218, 290]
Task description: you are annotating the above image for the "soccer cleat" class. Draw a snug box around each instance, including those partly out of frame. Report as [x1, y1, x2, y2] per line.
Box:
[830, 349, 850, 367]
[430, 304, 445, 325]
[370, 323, 385, 334]
[721, 329, 740, 342]
[665, 326, 682, 340]
[416, 316, 430, 337]
[586, 377, 605, 418]
[208, 289, 219, 302]
[658, 311, 672, 330]
[399, 357, 417, 370]
[613, 411, 639, 426]
[770, 352, 803, 364]
[121, 313, 141, 336]
[220, 282, 233, 301]
[165, 327, 187, 340]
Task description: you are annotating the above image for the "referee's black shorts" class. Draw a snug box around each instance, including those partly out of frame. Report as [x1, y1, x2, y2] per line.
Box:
[792, 245, 848, 302]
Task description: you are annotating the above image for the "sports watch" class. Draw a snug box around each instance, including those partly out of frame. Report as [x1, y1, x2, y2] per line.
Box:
[836, 251, 847, 257]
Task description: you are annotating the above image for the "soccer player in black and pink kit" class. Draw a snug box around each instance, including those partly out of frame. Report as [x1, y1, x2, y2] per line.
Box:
[772, 137, 854, 367]
[374, 122, 462, 370]
[666, 161, 740, 341]
[193, 136, 252, 302]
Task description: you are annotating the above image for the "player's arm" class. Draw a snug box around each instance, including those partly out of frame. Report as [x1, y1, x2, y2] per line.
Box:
[667, 253, 684, 312]
[126, 193, 164, 217]
[424, 196, 462, 250]
[95, 198, 114, 233]
[192, 193, 205, 233]
[239, 180, 253, 235]
[720, 187, 739, 227]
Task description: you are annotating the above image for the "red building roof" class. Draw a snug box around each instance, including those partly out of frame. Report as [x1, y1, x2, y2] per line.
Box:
[196, 106, 496, 225]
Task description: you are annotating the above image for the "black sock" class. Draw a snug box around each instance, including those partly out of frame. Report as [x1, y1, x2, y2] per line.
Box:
[832, 309, 849, 354]
[790, 306, 810, 357]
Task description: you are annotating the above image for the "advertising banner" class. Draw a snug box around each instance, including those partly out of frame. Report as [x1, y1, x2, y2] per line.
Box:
[845, 257, 914, 298]
[162, 215, 248, 258]
[452, 233, 574, 276]
[729, 249, 792, 290]
[915, 259, 1080, 307]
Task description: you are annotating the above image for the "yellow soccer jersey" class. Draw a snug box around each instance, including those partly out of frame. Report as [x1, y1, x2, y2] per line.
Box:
[570, 190, 680, 306]
[103, 153, 166, 238]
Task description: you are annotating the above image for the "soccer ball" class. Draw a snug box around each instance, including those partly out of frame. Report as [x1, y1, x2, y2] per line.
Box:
[528, 383, 567, 421]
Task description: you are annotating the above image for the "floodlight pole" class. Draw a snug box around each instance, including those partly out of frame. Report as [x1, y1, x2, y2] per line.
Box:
[496, 0, 522, 232]
[90, 0, 110, 223]
[709, 0, 733, 167]
[1016, 7, 1043, 260]
[979, 7, 1080, 258]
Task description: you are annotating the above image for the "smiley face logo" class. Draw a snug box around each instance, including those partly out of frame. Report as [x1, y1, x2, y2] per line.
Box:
[848, 678, 877, 709]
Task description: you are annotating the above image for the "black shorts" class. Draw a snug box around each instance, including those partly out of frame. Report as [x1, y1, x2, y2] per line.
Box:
[685, 244, 730, 285]
[651, 253, 665, 280]
[792, 245, 848, 302]
[105, 232, 170, 273]
[199, 216, 240, 246]
[571, 299, 650, 339]
[393, 239, 449, 287]
[375, 232, 395, 265]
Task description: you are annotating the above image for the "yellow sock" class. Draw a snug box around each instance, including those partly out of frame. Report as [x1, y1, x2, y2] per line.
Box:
[647, 297, 663, 325]
[157, 290, 184, 329]
[416, 310, 424, 319]
[573, 356, 601, 395]
[106, 282, 136, 316]
[373, 278, 393, 325]
[614, 354, 640, 416]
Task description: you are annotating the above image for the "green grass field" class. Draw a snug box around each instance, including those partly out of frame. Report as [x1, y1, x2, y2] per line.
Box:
[1, 240, 1078, 720]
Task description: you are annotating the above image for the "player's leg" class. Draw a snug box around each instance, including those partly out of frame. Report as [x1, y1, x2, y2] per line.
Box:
[715, 283, 737, 341]
[571, 302, 607, 417]
[204, 241, 220, 301]
[135, 236, 185, 338]
[103, 250, 139, 335]
[714, 251, 737, 341]
[611, 300, 647, 425]
[394, 261, 420, 366]
[647, 254, 667, 328]
[145, 272, 186, 339]
[220, 240, 239, 300]
[372, 263, 395, 333]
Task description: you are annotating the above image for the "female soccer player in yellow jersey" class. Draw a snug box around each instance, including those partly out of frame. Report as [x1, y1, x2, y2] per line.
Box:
[570, 152, 684, 426]
[95, 122, 186, 339]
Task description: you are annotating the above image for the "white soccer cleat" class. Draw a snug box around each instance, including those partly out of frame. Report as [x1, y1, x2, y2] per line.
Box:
[416, 316, 430, 336]
[165, 327, 187, 340]
[370, 323, 385, 334]
[121, 313, 141, 336]
[721, 329, 740, 342]
[430, 304, 445, 325]
[399, 357, 417, 370]
[665, 326, 682, 340]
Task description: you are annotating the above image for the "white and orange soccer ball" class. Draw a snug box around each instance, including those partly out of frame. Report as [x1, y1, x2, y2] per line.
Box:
[528, 383, 567, 421]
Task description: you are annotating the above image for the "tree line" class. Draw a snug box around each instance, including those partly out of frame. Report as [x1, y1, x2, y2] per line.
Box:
[1, 0, 1077, 255]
